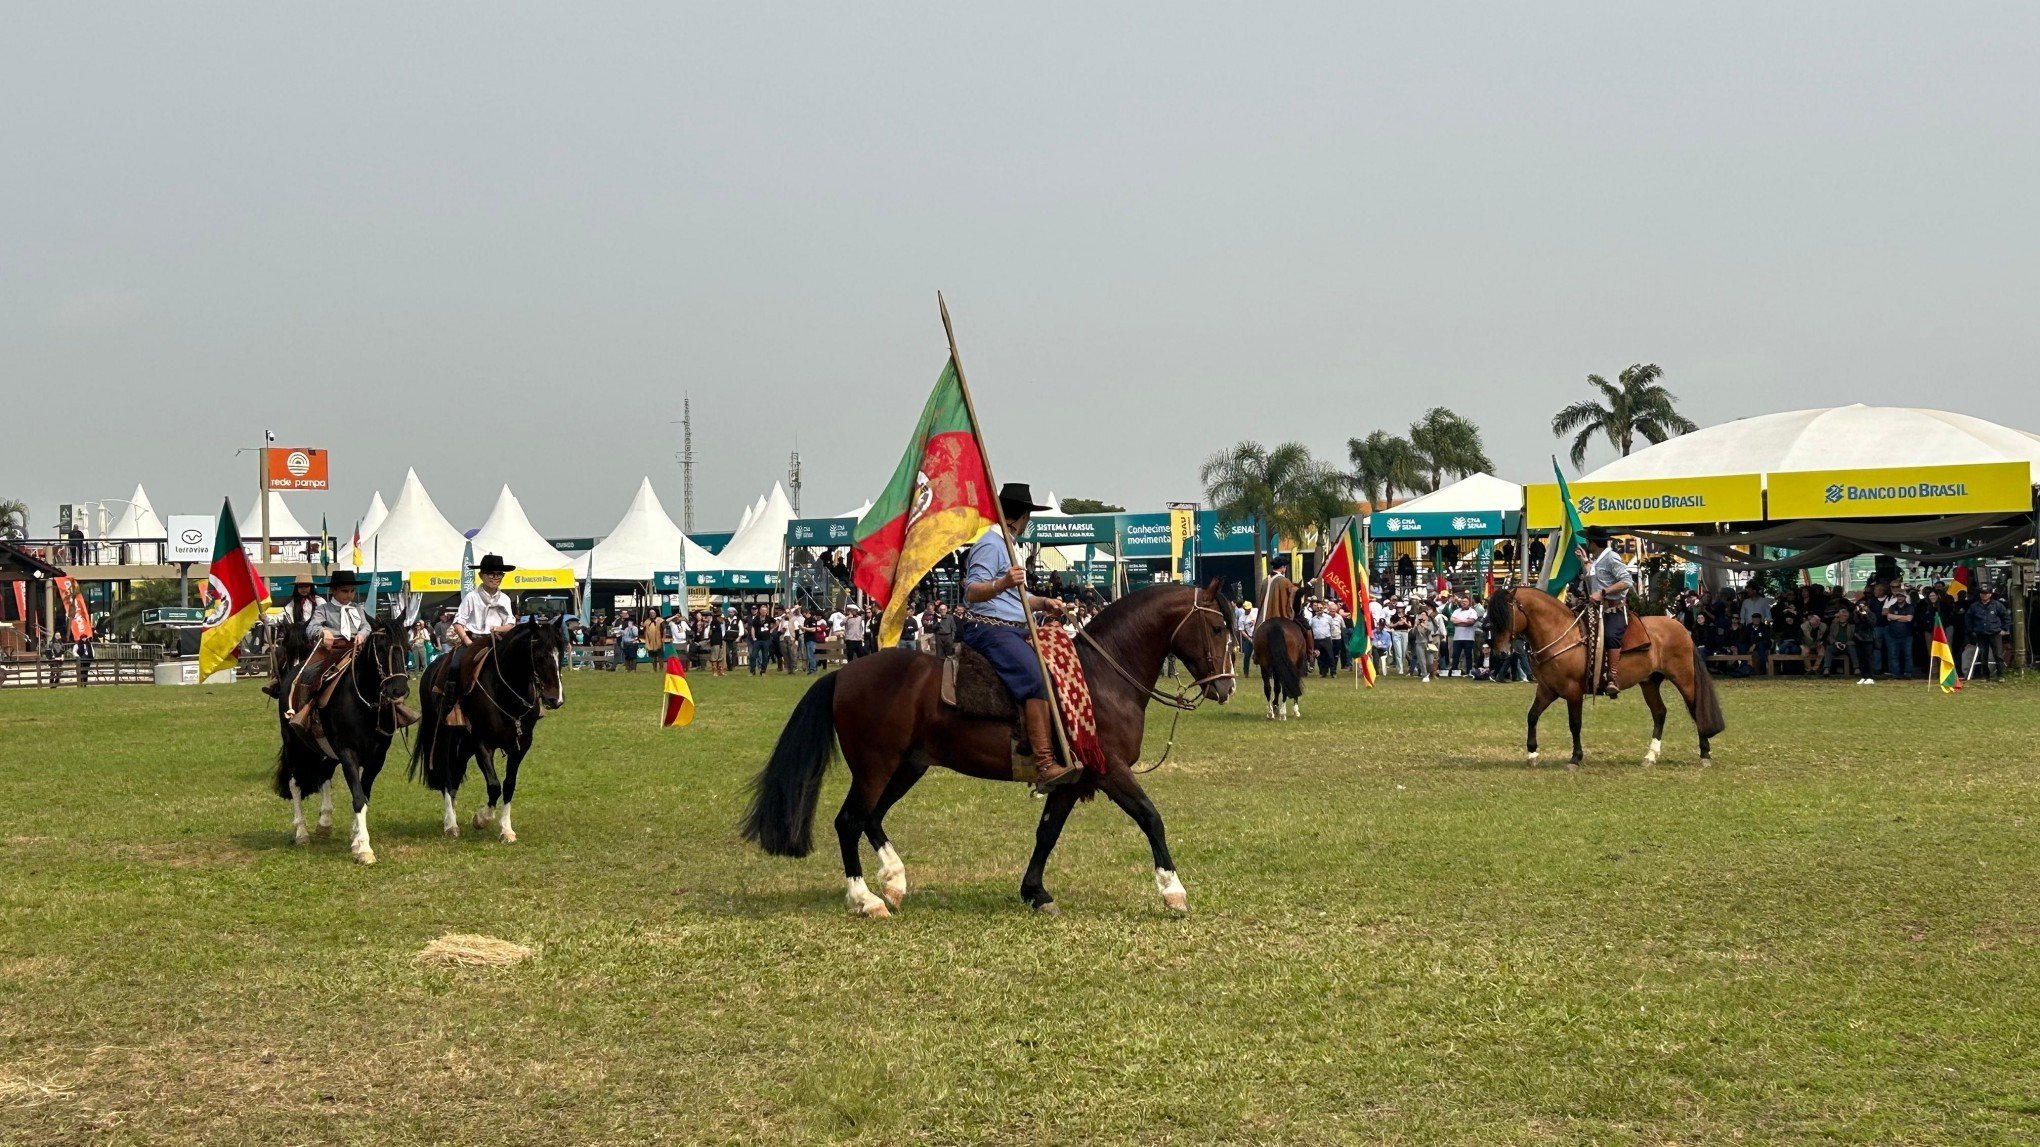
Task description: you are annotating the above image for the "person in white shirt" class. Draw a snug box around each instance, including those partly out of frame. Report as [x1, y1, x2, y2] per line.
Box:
[288, 569, 373, 728]
[1449, 598, 1481, 676]
[1308, 600, 1340, 677]
[1236, 600, 1258, 677]
[454, 554, 521, 646]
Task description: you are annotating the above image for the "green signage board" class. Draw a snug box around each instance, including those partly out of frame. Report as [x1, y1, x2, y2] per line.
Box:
[547, 537, 597, 554]
[654, 570, 782, 591]
[141, 607, 207, 625]
[786, 518, 856, 546]
[1367, 509, 1521, 538]
[1021, 515, 1115, 546]
[689, 532, 736, 555]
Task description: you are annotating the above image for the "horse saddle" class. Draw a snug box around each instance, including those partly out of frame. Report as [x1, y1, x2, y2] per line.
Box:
[1609, 608, 1653, 656]
[939, 646, 1052, 781]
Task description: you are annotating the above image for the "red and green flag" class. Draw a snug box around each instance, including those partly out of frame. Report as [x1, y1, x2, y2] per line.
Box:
[852, 359, 1000, 648]
[1318, 518, 1376, 687]
[200, 497, 266, 678]
[1929, 621, 1962, 693]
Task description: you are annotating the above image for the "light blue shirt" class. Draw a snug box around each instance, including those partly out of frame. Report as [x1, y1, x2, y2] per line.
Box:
[964, 528, 1025, 623]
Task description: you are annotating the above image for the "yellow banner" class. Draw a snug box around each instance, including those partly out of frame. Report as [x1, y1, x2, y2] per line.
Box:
[1168, 508, 1194, 566]
[1767, 462, 2033, 520]
[408, 568, 576, 592]
[1527, 474, 1763, 529]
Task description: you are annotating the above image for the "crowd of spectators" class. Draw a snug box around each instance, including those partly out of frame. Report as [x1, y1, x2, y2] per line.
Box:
[1669, 577, 2016, 682]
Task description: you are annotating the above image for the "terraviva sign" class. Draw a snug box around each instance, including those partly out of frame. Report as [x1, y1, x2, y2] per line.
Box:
[1768, 462, 2032, 519]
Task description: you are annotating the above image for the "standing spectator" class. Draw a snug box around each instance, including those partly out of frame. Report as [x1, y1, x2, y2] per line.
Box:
[1449, 597, 1480, 677]
[1850, 594, 1879, 684]
[1822, 605, 1851, 678]
[1527, 536, 1546, 580]
[1880, 582, 1915, 678]
[805, 611, 828, 673]
[1395, 552, 1417, 594]
[642, 608, 665, 663]
[1964, 584, 2009, 680]
[617, 614, 641, 672]
[1307, 601, 1340, 677]
[1235, 600, 1256, 677]
[706, 610, 729, 677]
[899, 608, 920, 651]
[842, 606, 867, 661]
[933, 601, 957, 660]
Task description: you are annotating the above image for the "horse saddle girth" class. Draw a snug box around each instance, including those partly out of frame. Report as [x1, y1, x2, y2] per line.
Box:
[940, 644, 1019, 722]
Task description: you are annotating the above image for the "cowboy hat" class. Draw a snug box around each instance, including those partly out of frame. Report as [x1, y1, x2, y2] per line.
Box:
[292, 573, 316, 587]
[472, 553, 517, 574]
[327, 569, 370, 591]
[998, 483, 1052, 517]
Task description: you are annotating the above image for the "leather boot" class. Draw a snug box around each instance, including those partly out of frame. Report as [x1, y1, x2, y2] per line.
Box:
[389, 702, 421, 729]
[1024, 698, 1081, 788]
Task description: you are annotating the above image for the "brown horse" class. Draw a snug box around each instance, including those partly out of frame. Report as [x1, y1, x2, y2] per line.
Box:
[1486, 585, 1725, 769]
[1252, 616, 1309, 720]
[741, 582, 1237, 917]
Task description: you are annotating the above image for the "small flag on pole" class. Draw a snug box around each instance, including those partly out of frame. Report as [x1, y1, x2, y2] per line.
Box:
[1929, 621, 1962, 693]
[1319, 518, 1376, 687]
[199, 497, 265, 679]
[350, 521, 364, 570]
[320, 514, 333, 574]
[661, 654, 695, 727]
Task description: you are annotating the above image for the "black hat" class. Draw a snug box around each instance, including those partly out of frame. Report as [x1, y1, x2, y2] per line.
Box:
[472, 553, 517, 574]
[327, 569, 369, 591]
[998, 483, 1052, 517]
[1580, 527, 1612, 545]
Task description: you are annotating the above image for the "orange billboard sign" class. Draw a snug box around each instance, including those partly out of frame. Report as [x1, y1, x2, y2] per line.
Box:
[266, 447, 330, 491]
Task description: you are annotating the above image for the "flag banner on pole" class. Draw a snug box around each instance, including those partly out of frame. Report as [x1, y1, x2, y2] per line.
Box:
[53, 576, 94, 642]
[460, 540, 476, 599]
[10, 582, 26, 631]
[366, 536, 381, 614]
[200, 497, 265, 678]
[1319, 519, 1376, 686]
[851, 358, 1001, 648]
[1948, 566, 1972, 600]
[320, 515, 333, 574]
[1929, 621, 1962, 693]
[1544, 458, 1585, 595]
[350, 522, 364, 570]
[661, 654, 695, 727]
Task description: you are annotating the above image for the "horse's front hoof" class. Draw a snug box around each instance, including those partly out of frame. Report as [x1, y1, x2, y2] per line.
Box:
[1030, 900, 1061, 916]
[443, 824, 459, 839]
[473, 808, 494, 828]
[293, 829, 310, 846]
[1699, 757, 1714, 768]
[881, 884, 905, 911]
[1162, 894, 1189, 915]
[499, 830, 517, 844]
[850, 900, 890, 919]
[353, 848, 376, 866]
[1526, 752, 1539, 766]
[1566, 760, 1580, 772]
[313, 823, 332, 838]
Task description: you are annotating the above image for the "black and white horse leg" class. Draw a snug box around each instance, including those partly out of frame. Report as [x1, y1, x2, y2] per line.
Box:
[1097, 768, 1188, 913]
[1526, 685, 1555, 766]
[287, 769, 311, 845]
[496, 736, 529, 843]
[315, 775, 334, 836]
[1019, 784, 1083, 913]
[1566, 693, 1585, 769]
[833, 751, 894, 917]
[337, 750, 376, 865]
[1640, 678, 1668, 765]
[863, 761, 927, 910]
[470, 745, 504, 833]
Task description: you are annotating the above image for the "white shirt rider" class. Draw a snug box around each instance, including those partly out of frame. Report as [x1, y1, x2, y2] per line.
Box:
[454, 576, 517, 643]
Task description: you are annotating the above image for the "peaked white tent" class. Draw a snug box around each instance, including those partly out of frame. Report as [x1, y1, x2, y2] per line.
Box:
[735, 502, 756, 535]
[470, 486, 575, 570]
[1382, 473, 1524, 516]
[573, 478, 724, 581]
[240, 491, 310, 539]
[358, 491, 390, 540]
[106, 484, 166, 539]
[719, 483, 795, 573]
[835, 499, 873, 523]
[356, 469, 469, 573]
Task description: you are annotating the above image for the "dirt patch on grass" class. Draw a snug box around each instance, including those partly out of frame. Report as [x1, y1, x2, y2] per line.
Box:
[415, 934, 535, 968]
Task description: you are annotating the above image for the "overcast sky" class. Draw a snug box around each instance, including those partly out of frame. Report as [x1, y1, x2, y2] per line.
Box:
[6, 4, 2038, 538]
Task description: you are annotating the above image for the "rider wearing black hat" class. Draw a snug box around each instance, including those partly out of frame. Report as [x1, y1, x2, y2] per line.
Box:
[959, 483, 1076, 787]
[454, 554, 519, 647]
[1580, 529, 1635, 698]
[287, 569, 371, 729]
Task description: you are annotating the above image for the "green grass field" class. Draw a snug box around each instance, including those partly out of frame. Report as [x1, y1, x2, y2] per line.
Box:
[2, 665, 2036, 1145]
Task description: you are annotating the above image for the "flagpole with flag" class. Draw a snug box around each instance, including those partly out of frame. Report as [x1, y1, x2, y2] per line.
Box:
[1929, 620, 1962, 693]
[367, 535, 380, 615]
[1318, 516, 1376, 689]
[199, 497, 265, 680]
[1544, 457, 1586, 596]
[320, 514, 333, 576]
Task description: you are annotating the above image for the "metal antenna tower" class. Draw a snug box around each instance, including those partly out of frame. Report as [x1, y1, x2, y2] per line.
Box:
[673, 395, 696, 533]
[788, 443, 802, 516]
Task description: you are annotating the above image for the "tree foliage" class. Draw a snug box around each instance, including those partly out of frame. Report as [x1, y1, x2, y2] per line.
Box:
[1200, 441, 1349, 571]
[1056, 497, 1125, 515]
[1347, 431, 1429, 509]
[1408, 407, 1493, 490]
[1549, 363, 1698, 470]
[0, 499, 28, 540]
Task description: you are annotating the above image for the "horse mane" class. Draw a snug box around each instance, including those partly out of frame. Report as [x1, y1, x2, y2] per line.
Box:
[1078, 582, 1232, 671]
[1486, 584, 1513, 635]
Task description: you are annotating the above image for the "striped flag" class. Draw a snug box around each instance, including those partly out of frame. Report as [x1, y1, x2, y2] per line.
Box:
[1929, 621, 1962, 693]
[200, 498, 266, 678]
[319, 514, 333, 574]
[661, 654, 695, 727]
[1318, 518, 1376, 687]
[350, 521, 363, 570]
[1544, 457, 1586, 595]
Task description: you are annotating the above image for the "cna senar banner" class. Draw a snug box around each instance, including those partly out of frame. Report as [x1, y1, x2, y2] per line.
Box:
[1767, 462, 2033, 520]
[1368, 509, 1521, 538]
[1527, 474, 1763, 529]
[785, 518, 857, 546]
[265, 447, 330, 491]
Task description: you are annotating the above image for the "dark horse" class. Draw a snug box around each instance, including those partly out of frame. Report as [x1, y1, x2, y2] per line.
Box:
[1252, 616, 1309, 720]
[1487, 585, 1725, 769]
[742, 582, 1237, 917]
[272, 617, 413, 864]
[411, 617, 568, 843]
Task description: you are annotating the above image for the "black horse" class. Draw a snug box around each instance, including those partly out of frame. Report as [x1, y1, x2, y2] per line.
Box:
[272, 616, 413, 864]
[411, 617, 568, 843]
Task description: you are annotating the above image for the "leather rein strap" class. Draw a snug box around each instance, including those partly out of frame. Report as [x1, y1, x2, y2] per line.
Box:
[1075, 588, 1236, 712]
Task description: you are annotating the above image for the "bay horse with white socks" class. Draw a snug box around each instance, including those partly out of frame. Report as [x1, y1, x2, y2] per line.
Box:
[411, 617, 568, 843]
[272, 617, 413, 864]
[1252, 616, 1309, 720]
[1486, 585, 1725, 769]
[741, 582, 1237, 917]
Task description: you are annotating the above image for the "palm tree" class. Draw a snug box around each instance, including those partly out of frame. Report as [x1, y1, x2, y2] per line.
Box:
[1201, 441, 1349, 575]
[1550, 363, 1698, 470]
[1347, 431, 1429, 509]
[1407, 407, 1493, 490]
[0, 499, 27, 540]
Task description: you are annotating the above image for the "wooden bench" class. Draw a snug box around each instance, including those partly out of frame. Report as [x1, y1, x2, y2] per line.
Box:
[1704, 652, 1754, 674]
[1764, 651, 1813, 675]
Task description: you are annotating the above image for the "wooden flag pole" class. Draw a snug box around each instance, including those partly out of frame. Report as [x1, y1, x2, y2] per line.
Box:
[938, 291, 1077, 772]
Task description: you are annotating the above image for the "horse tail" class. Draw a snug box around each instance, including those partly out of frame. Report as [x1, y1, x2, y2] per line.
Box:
[273, 741, 296, 799]
[740, 671, 840, 858]
[1688, 645, 1726, 738]
[1267, 622, 1303, 701]
[408, 656, 451, 787]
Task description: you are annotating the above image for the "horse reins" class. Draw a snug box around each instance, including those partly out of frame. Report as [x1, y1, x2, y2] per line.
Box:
[1507, 585, 1587, 663]
[1074, 587, 1236, 772]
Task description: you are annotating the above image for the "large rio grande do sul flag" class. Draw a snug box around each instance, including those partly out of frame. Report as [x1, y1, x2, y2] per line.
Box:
[1544, 457, 1586, 595]
[199, 497, 266, 679]
[852, 358, 1000, 648]
[1929, 621, 1962, 694]
[661, 654, 695, 727]
[1318, 518, 1376, 687]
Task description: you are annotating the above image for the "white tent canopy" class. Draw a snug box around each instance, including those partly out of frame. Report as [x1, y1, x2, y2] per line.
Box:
[106, 484, 166, 539]
[355, 469, 468, 573]
[1388, 473, 1524, 514]
[358, 490, 390, 540]
[718, 483, 795, 572]
[240, 491, 309, 539]
[1584, 404, 2040, 481]
[573, 478, 724, 582]
[469, 486, 575, 570]
[834, 499, 873, 523]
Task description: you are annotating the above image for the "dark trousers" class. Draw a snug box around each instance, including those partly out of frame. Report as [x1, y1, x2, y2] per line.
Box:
[1967, 634, 2003, 679]
[1238, 634, 1254, 678]
[1450, 638, 1475, 674]
[959, 621, 1046, 702]
[1881, 625, 1914, 676]
[1314, 637, 1338, 677]
[748, 639, 770, 674]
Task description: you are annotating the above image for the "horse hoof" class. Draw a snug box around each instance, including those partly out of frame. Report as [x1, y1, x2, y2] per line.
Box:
[500, 830, 517, 844]
[1526, 752, 1539, 766]
[1163, 893, 1189, 914]
[354, 848, 376, 866]
[1031, 901, 1061, 916]
[1699, 757, 1713, 768]
[443, 825, 459, 839]
[881, 884, 906, 911]
[850, 900, 890, 919]
[473, 809, 493, 828]
[313, 823, 332, 838]
[293, 830, 310, 846]
[1566, 761, 1580, 772]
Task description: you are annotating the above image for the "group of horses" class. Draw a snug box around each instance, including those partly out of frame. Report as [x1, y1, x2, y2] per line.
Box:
[269, 617, 566, 864]
[261, 580, 1725, 920]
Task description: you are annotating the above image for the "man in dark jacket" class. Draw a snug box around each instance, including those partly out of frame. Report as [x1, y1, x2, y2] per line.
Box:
[1964, 585, 2011, 681]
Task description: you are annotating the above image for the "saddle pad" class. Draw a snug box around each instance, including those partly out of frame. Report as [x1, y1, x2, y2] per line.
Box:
[1036, 626, 1106, 774]
[941, 644, 1018, 721]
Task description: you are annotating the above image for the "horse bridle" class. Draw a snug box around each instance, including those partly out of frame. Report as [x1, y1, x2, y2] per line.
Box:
[1504, 585, 1587, 663]
[1076, 587, 1236, 712]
